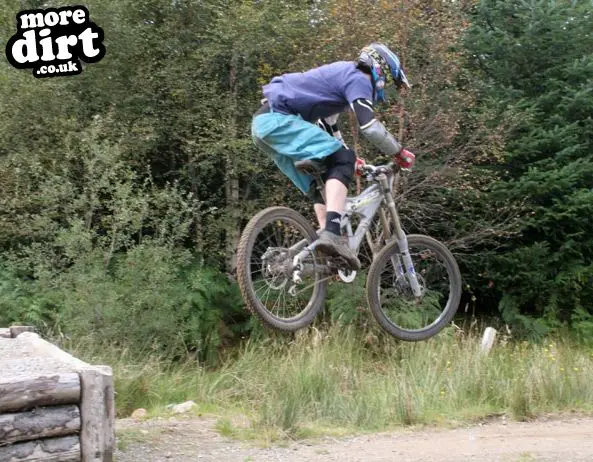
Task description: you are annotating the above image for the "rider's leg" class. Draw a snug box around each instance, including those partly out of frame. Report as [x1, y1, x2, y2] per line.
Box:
[314, 203, 326, 229]
[252, 112, 357, 269]
[315, 147, 361, 269]
[323, 147, 355, 234]
[324, 179, 347, 233]
[309, 147, 353, 231]
[308, 183, 327, 229]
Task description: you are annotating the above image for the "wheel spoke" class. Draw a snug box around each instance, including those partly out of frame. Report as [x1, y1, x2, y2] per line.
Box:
[237, 208, 327, 329]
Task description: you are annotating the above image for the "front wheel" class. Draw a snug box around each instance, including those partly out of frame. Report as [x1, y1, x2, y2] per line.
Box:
[236, 206, 327, 332]
[366, 234, 462, 341]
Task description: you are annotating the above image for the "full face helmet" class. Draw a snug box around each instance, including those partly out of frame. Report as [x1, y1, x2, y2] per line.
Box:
[357, 43, 410, 102]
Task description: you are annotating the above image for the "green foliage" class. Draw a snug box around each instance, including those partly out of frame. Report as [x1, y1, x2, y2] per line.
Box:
[0, 265, 54, 327]
[1, 0, 591, 350]
[0, 247, 246, 362]
[0, 112, 246, 362]
[324, 276, 369, 327]
[465, 0, 593, 333]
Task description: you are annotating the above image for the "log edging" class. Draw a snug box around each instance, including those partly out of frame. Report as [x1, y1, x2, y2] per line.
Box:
[0, 435, 81, 462]
[0, 404, 81, 445]
[0, 372, 81, 413]
[1, 327, 115, 461]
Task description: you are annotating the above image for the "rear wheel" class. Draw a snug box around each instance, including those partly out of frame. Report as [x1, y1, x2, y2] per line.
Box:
[366, 234, 462, 341]
[236, 206, 327, 332]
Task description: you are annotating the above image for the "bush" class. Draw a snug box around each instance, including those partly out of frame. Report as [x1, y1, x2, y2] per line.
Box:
[0, 119, 250, 363]
[0, 247, 247, 363]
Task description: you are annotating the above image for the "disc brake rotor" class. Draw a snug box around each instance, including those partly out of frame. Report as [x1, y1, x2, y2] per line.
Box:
[261, 248, 290, 290]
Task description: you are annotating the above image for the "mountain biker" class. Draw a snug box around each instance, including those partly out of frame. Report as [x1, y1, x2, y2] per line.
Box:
[251, 43, 416, 270]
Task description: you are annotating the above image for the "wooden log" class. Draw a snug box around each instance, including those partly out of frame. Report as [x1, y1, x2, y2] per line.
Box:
[0, 405, 80, 445]
[80, 366, 115, 462]
[0, 373, 80, 413]
[9, 326, 35, 338]
[0, 435, 80, 462]
[0, 328, 11, 338]
[16, 332, 90, 369]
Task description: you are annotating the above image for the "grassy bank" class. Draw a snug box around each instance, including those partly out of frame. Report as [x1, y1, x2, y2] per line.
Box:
[67, 326, 593, 440]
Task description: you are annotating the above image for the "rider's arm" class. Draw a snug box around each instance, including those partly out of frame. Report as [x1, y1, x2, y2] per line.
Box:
[350, 98, 402, 156]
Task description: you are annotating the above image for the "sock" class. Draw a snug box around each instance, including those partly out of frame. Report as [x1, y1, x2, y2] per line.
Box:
[325, 211, 342, 236]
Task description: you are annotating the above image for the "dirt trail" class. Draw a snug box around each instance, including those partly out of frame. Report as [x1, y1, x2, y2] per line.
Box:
[115, 415, 593, 462]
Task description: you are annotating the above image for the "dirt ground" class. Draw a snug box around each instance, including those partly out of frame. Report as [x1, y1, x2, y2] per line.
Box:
[115, 414, 593, 462]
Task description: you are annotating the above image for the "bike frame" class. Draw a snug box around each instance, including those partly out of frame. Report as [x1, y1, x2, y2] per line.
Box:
[288, 166, 423, 297]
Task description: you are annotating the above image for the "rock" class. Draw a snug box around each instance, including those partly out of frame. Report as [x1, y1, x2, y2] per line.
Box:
[172, 400, 197, 414]
[131, 408, 147, 420]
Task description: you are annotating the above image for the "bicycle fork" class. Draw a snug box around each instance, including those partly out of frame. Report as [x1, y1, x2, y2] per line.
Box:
[379, 174, 423, 298]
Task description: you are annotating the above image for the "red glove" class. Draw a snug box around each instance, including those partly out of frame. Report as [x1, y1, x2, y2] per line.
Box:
[395, 149, 416, 169]
[355, 157, 366, 176]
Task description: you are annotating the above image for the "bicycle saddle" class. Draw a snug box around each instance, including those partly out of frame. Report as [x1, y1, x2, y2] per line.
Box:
[294, 159, 327, 175]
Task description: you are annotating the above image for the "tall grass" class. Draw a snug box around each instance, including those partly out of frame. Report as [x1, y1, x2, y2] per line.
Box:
[67, 326, 593, 438]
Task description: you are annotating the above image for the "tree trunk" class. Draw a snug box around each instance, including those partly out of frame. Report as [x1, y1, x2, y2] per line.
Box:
[0, 405, 80, 445]
[397, 0, 410, 143]
[188, 161, 203, 256]
[225, 50, 241, 274]
[0, 435, 80, 462]
[0, 373, 80, 413]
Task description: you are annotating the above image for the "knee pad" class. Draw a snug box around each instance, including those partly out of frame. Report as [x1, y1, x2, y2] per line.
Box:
[324, 147, 356, 187]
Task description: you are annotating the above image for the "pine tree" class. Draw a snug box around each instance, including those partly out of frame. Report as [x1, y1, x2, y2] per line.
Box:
[466, 0, 593, 337]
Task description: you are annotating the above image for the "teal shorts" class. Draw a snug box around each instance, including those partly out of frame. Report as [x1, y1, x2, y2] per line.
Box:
[251, 112, 343, 194]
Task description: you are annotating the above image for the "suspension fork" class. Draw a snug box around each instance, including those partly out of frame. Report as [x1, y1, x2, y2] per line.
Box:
[378, 173, 423, 297]
[377, 206, 405, 278]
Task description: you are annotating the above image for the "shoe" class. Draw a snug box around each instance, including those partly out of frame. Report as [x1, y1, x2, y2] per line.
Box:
[316, 230, 361, 270]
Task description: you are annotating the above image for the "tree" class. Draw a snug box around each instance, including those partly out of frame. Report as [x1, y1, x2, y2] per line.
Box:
[465, 0, 593, 337]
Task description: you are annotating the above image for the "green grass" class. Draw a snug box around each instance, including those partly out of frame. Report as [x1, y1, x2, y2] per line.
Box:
[66, 325, 593, 441]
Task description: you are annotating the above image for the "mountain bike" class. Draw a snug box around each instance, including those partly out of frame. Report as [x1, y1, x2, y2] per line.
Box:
[236, 159, 462, 341]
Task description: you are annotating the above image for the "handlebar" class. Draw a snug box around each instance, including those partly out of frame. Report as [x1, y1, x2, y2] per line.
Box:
[358, 161, 400, 177]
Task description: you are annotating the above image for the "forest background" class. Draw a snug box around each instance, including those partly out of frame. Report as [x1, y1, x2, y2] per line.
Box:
[0, 0, 592, 379]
